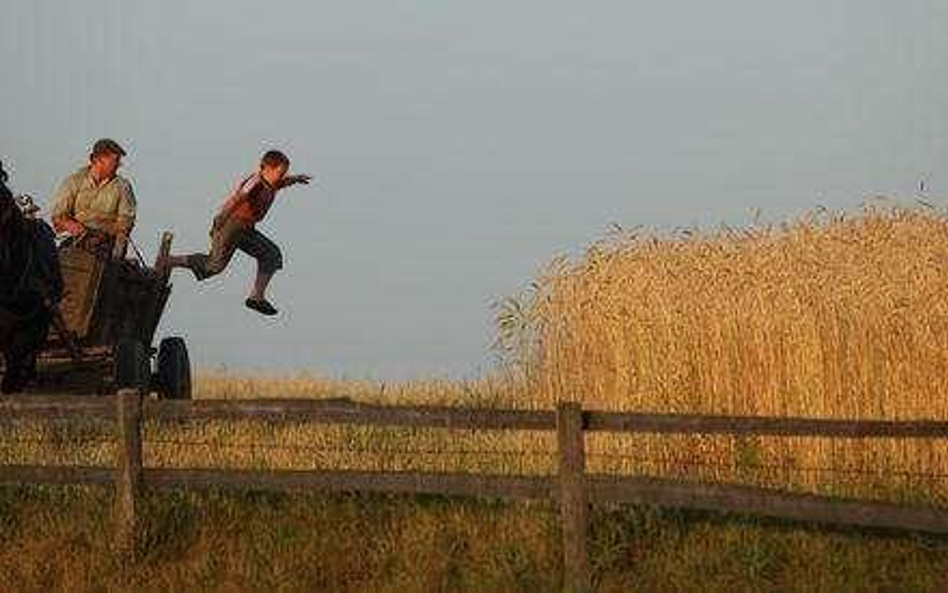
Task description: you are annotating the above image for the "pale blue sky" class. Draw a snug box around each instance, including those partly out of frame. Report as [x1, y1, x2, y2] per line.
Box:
[2, 1, 946, 379]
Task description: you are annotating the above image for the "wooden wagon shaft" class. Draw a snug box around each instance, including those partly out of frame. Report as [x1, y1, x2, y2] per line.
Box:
[154, 231, 173, 280]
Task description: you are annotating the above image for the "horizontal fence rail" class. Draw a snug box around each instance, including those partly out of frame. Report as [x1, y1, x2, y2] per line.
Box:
[145, 399, 557, 430]
[585, 412, 948, 438]
[2, 390, 948, 589]
[3, 464, 946, 535]
[0, 394, 116, 420]
[587, 475, 948, 534]
[0, 464, 114, 486]
[6, 395, 948, 438]
[142, 468, 554, 500]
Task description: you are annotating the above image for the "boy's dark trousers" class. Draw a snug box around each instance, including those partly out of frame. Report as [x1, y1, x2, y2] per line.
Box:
[185, 218, 283, 280]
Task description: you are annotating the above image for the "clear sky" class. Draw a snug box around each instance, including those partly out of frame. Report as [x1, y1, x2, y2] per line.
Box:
[2, 1, 945, 379]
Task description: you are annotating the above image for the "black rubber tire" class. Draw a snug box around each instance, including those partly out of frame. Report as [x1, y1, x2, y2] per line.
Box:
[114, 339, 149, 391]
[157, 336, 191, 400]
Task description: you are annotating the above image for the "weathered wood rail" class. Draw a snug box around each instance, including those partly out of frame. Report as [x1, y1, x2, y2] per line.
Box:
[2, 391, 948, 591]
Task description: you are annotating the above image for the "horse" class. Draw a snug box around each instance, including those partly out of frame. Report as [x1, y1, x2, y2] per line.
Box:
[0, 161, 63, 393]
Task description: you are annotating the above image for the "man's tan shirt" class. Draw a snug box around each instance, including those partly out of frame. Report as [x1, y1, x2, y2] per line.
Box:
[51, 166, 136, 234]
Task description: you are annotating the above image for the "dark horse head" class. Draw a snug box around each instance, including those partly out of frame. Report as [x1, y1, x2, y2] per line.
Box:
[0, 160, 22, 279]
[0, 160, 63, 393]
[1, 160, 26, 283]
[0, 160, 12, 216]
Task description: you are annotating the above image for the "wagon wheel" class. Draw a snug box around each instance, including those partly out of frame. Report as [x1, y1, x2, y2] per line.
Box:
[157, 336, 191, 400]
[114, 339, 150, 392]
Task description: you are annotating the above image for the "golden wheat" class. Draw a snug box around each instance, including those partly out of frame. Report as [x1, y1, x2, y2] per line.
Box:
[526, 203, 948, 499]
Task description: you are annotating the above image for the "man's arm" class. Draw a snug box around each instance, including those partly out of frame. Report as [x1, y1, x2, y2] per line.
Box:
[50, 174, 84, 236]
[112, 179, 137, 237]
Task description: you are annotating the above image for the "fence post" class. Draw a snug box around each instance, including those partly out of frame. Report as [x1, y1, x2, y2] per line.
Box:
[115, 388, 143, 556]
[557, 402, 591, 592]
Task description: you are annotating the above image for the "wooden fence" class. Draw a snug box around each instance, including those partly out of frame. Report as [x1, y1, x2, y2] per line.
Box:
[3, 390, 948, 591]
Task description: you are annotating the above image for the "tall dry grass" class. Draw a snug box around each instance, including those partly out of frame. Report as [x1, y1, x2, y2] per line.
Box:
[0, 374, 557, 485]
[517, 203, 948, 496]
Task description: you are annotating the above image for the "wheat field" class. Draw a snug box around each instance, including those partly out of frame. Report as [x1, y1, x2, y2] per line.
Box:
[515, 203, 948, 500]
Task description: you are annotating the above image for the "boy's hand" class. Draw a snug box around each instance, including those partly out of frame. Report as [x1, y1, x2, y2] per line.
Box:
[285, 174, 312, 187]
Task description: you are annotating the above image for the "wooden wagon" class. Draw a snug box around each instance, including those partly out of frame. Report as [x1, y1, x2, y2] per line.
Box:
[35, 233, 191, 399]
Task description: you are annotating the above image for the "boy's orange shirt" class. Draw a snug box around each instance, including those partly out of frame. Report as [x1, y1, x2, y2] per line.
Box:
[222, 174, 279, 227]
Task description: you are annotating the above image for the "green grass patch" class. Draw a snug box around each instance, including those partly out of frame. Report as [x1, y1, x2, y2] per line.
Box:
[0, 487, 946, 591]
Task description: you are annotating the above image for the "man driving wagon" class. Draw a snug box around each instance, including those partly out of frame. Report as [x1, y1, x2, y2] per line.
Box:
[34, 139, 191, 398]
[51, 138, 136, 258]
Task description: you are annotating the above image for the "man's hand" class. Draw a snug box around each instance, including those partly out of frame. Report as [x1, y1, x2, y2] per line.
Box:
[57, 218, 86, 237]
[107, 219, 133, 238]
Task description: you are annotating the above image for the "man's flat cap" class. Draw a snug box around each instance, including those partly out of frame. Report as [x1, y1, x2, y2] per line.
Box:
[91, 138, 127, 157]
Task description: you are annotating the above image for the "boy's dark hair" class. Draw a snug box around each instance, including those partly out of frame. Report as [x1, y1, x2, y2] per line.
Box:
[261, 150, 290, 169]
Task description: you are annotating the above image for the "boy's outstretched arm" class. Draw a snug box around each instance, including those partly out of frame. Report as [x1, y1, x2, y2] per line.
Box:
[279, 174, 312, 188]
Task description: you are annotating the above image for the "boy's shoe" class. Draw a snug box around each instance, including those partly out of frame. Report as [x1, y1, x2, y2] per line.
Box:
[245, 298, 278, 316]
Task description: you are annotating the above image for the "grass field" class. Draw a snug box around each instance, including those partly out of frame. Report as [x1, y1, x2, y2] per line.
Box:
[1, 373, 947, 590]
[1, 486, 947, 592]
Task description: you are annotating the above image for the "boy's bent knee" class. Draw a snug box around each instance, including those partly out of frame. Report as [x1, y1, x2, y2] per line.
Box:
[188, 254, 226, 280]
[260, 248, 283, 275]
[206, 257, 230, 276]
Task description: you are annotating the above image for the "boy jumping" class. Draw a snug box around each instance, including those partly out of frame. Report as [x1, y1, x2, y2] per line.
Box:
[164, 150, 310, 316]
